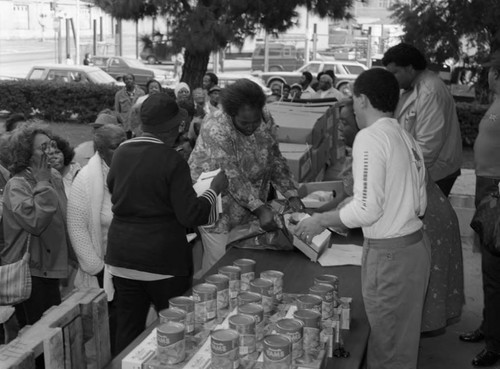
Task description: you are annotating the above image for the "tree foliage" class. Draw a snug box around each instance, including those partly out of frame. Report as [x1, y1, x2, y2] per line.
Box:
[391, 0, 500, 64]
[92, 0, 354, 87]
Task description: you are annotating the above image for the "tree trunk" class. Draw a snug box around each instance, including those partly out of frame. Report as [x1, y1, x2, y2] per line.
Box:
[181, 48, 210, 89]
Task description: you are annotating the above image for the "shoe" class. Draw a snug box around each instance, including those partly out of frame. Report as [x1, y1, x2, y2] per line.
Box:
[472, 349, 500, 367]
[460, 329, 485, 343]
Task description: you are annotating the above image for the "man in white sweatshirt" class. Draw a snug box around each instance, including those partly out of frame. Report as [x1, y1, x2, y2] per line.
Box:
[294, 68, 431, 369]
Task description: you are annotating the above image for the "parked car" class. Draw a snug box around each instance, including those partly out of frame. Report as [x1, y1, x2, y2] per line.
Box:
[91, 56, 176, 89]
[252, 60, 368, 96]
[251, 43, 304, 72]
[26, 64, 122, 86]
[139, 38, 176, 65]
[216, 73, 271, 95]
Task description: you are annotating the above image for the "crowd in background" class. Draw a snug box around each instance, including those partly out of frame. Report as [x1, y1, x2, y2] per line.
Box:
[0, 42, 499, 369]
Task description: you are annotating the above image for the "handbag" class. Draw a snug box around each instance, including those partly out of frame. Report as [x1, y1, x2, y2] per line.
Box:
[0, 234, 32, 306]
[470, 191, 500, 256]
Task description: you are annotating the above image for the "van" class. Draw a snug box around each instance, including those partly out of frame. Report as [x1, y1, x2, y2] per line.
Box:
[251, 43, 303, 72]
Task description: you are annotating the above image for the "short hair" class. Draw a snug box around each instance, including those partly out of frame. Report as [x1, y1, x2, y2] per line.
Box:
[220, 79, 266, 117]
[7, 123, 52, 174]
[5, 113, 26, 132]
[93, 124, 126, 156]
[146, 79, 162, 92]
[302, 71, 313, 84]
[205, 72, 218, 86]
[323, 70, 336, 81]
[124, 73, 135, 81]
[52, 135, 75, 166]
[353, 69, 400, 113]
[382, 43, 427, 71]
[282, 84, 291, 91]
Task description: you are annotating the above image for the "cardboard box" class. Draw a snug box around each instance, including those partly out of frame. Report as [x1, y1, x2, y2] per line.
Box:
[279, 143, 312, 183]
[122, 328, 157, 369]
[298, 181, 345, 209]
[272, 110, 326, 148]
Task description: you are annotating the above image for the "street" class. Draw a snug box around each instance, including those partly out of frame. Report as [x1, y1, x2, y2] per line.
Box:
[0, 37, 251, 79]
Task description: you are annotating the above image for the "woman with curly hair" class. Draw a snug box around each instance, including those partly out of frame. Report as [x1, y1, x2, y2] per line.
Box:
[48, 135, 81, 198]
[0, 123, 70, 325]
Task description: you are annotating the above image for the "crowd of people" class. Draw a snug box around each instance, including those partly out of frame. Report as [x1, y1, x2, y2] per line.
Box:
[0, 42, 499, 369]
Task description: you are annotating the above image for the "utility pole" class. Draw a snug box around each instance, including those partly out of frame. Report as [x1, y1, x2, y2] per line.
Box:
[264, 31, 269, 72]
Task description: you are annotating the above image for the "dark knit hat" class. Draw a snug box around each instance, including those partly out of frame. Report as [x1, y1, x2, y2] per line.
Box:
[140, 93, 183, 133]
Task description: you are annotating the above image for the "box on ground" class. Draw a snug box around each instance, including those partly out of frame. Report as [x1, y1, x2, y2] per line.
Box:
[279, 142, 312, 183]
[298, 181, 345, 209]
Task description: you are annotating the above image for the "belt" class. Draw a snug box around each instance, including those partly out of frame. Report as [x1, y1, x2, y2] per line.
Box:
[364, 229, 423, 248]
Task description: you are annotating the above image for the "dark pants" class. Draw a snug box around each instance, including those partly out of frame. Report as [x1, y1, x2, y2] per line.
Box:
[113, 275, 191, 354]
[476, 176, 500, 352]
[19, 276, 61, 325]
[435, 169, 461, 197]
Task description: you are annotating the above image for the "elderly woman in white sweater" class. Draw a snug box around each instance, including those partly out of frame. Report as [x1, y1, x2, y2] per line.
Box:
[67, 124, 126, 298]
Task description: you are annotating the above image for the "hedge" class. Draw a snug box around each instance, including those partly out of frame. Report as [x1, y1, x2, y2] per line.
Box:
[0, 80, 489, 146]
[0, 80, 119, 124]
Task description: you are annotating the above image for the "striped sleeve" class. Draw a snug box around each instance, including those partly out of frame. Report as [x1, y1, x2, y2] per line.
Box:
[200, 189, 218, 225]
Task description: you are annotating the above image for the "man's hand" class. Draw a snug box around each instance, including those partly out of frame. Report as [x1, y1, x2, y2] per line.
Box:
[254, 205, 279, 232]
[292, 213, 325, 244]
[210, 170, 229, 194]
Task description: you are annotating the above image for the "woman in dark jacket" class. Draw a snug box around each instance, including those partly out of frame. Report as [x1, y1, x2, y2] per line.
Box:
[1, 124, 70, 325]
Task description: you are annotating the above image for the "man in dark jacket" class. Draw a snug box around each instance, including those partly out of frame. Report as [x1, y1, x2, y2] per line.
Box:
[106, 93, 228, 352]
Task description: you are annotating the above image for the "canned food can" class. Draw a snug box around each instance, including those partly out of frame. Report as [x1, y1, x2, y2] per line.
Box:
[168, 296, 195, 334]
[274, 318, 304, 360]
[293, 309, 321, 353]
[229, 314, 256, 356]
[260, 270, 284, 303]
[211, 329, 240, 369]
[157, 322, 186, 364]
[218, 265, 241, 299]
[250, 278, 274, 313]
[159, 307, 186, 327]
[263, 334, 292, 369]
[205, 273, 230, 311]
[309, 283, 334, 320]
[237, 291, 262, 306]
[233, 259, 256, 291]
[192, 283, 217, 323]
[296, 294, 323, 315]
[238, 303, 265, 342]
[314, 274, 339, 307]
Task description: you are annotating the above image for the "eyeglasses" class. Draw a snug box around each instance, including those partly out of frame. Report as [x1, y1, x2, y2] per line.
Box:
[38, 140, 58, 154]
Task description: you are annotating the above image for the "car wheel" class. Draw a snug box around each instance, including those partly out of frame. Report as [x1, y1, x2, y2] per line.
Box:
[269, 66, 284, 72]
[147, 56, 157, 65]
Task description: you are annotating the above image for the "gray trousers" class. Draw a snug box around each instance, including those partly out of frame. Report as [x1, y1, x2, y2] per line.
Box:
[362, 229, 431, 369]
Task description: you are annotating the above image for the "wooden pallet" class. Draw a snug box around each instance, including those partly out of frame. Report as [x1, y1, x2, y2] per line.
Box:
[0, 288, 110, 369]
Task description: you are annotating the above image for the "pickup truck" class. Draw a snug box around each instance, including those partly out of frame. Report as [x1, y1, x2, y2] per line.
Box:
[91, 56, 176, 89]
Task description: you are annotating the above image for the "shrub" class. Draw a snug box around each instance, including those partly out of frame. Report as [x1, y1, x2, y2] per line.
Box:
[456, 102, 489, 147]
[0, 80, 119, 123]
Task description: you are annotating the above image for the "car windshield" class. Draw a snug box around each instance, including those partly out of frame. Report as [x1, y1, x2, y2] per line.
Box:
[122, 58, 147, 68]
[343, 64, 366, 75]
[87, 70, 117, 84]
[297, 63, 321, 74]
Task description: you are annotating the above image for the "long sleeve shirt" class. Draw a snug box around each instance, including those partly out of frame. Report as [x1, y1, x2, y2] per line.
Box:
[188, 108, 298, 233]
[340, 117, 427, 239]
[395, 70, 462, 181]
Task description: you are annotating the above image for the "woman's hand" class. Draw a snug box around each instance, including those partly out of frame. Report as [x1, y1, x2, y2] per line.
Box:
[210, 170, 229, 194]
[288, 196, 306, 212]
[254, 205, 279, 232]
[31, 153, 52, 183]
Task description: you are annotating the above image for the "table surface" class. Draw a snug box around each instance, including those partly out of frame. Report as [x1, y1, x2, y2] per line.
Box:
[105, 234, 368, 369]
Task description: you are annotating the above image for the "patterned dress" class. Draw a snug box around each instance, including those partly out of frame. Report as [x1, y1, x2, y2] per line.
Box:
[421, 180, 465, 332]
[188, 108, 298, 234]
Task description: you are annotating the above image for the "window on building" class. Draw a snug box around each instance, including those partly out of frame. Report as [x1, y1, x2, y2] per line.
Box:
[13, 4, 30, 30]
[378, 0, 393, 7]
